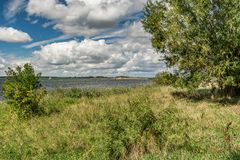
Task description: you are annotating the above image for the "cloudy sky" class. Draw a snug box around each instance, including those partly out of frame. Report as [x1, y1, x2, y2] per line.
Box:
[0, 0, 165, 77]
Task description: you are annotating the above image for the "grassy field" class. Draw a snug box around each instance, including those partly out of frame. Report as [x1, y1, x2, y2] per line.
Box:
[0, 85, 239, 160]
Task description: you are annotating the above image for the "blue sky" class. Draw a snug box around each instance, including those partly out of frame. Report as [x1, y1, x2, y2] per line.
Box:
[0, 0, 164, 77]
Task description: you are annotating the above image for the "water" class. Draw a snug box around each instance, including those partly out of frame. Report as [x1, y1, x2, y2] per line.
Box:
[0, 77, 152, 99]
[41, 77, 151, 89]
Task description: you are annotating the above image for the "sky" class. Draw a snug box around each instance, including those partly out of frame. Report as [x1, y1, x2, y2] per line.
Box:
[0, 0, 165, 77]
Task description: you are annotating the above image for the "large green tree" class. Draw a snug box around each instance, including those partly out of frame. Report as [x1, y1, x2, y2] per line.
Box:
[142, 0, 240, 95]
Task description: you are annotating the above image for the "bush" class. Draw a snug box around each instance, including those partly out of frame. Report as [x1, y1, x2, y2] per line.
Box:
[105, 97, 155, 159]
[2, 63, 46, 118]
[154, 72, 177, 86]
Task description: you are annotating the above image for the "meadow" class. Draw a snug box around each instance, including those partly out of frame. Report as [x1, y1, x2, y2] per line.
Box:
[0, 85, 239, 160]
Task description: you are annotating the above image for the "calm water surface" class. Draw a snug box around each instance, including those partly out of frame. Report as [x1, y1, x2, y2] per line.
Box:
[0, 77, 152, 99]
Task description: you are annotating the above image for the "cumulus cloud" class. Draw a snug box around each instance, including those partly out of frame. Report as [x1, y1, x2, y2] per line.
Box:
[0, 53, 32, 75]
[0, 27, 32, 43]
[4, 0, 26, 20]
[30, 22, 165, 77]
[0, 23, 164, 77]
[0, 0, 164, 77]
[33, 39, 123, 67]
[26, 0, 148, 35]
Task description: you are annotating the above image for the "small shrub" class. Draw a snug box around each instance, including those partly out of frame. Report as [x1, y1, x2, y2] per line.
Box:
[2, 63, 46, 118]
[103, 96, 156, 159]
[153, 107, 181, 144]
[152, 107, 195, 152]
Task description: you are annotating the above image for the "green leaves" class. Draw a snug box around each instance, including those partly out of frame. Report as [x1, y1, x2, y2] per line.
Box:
[154, 72, 178, 86]
[2, 63, 46, 118]
[143, 0, 240, 94]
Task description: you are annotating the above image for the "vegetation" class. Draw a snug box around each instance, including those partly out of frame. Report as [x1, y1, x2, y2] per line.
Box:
[154, 72, 177, 86]
[1, 1, 239, 159]
[0, 85, 239, 159]
[2, 63, 46, 118]
[142, 0, 240, 95]
[40, 87, 131, 115]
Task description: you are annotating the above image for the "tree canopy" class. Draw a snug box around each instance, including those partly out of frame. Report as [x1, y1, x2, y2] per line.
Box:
[142, 0, 240, 95]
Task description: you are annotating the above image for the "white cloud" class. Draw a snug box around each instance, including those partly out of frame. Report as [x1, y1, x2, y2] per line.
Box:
[0, 53, 32, 75]
[0, 11, 165, 77]
[30, 22, 165, 77]
[30, 19, 39, 24]
[4, 0, 26, 20]
[0, 27, 32, 43]
[26, 0, 148, 35]
[23, 35, 73, 49]
[42, 21, 56, 28]
[0, 57, 6, 69]
[33, 39, 117, 66]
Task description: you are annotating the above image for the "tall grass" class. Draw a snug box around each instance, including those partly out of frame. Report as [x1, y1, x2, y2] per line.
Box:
[40, 87, 131, 115]
[0, 86, 239, 159]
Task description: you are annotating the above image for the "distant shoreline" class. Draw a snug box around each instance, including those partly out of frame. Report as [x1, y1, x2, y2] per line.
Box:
[43, 76, 152, 79]
[0, 77, 152, 100]
[114, 77, 149, 80]
[0, 76, 152, 79]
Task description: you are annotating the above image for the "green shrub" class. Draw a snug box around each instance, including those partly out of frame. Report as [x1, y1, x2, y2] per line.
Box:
[153, 107, 182, 145]
[154, 72, 177, 86]
[153, 107, 196, 152]
[103, 96, 156, 159]
[2, 63, 46, 118]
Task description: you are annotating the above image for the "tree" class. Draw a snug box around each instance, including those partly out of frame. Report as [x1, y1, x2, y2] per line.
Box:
[3, 63, 46, 118]
[142, 0, 240, 95]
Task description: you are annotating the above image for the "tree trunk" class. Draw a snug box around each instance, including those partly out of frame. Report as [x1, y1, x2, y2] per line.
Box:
[223, 86, 240, 97]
